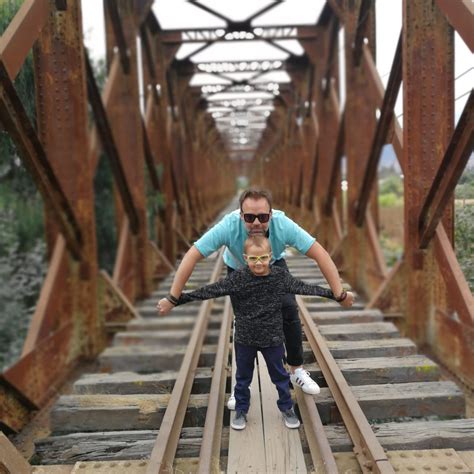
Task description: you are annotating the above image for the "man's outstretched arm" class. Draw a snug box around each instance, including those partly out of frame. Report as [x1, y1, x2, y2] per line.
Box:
[305, 241, 354, 308]
[157, 245, 204, 315]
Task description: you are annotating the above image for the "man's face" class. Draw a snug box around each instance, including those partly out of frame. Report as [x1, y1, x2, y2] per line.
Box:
[240, 198, 272, 235]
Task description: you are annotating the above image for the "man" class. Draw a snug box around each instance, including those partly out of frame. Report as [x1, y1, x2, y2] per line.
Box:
[157, 188, 354, 401]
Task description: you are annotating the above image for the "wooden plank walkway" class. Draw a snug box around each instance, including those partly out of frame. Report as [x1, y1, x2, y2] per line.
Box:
[227, 342, 265, 473]
[29, 252, 474, 473]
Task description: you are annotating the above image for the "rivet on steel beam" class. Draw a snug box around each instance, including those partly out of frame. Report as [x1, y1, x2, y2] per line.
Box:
[55, 0, 67, 11]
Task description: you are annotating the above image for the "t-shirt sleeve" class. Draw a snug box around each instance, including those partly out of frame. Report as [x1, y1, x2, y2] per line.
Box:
[194, 215, 230, 257]
[282, 273, 336, 300]
[281, 214, 316, 254]
[176, 273, 237, 305]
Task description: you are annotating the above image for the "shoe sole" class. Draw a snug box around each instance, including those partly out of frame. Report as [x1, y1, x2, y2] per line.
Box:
[301, 387, 320, 395]
[284, 421, 301, 429]
[231, 423, 246, 430]
[291, 379, 321, 395]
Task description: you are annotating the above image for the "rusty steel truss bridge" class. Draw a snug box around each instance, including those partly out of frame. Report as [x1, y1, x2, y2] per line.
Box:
[0, 0, 473, 472]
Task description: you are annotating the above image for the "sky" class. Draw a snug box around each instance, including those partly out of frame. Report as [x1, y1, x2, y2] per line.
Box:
[81, 0, 472, 123]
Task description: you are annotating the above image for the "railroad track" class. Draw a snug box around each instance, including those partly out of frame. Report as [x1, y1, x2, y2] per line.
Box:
[33, 252, 474, 473]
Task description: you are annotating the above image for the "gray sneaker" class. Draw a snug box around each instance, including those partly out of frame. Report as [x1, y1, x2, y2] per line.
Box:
[282, 407, 300, 429]
[231, 410, 247, 430]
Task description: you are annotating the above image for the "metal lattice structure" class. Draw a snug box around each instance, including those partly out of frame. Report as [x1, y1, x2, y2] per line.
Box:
[0, 0, 472, 449]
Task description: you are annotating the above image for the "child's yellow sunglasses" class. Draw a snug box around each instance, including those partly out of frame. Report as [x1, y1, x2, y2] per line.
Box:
[244, 254, 271, 263]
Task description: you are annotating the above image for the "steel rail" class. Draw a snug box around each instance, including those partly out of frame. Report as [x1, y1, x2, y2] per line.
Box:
[146, 250, 225, 473]
[296, 296, 395, 474]
[197, 297, 233, 474]
[295, 385, 338, 473]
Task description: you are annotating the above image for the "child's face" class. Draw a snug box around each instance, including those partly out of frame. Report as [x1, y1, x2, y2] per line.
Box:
[244, 244, 272, 276]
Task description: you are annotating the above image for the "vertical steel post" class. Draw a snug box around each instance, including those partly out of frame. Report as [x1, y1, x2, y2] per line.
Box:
[34, 0, 101, 355]
[403, 0, 454, 343]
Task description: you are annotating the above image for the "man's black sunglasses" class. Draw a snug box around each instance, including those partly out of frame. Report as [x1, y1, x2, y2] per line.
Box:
[242, 213, 271, 223]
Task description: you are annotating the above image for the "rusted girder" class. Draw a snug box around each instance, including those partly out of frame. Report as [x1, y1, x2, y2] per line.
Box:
[0, 375, 36, 434]
[142, 117, 161, 192]
[104, 0, 130, 73]
[84, 52, 140, 234]
[324, 109, 345, 216]
[355, 32, 402, 227]
[0, 61, 83, 260]
[352, 0, 372, 67]
[0, 0, 48, 81]
[0, 432, 31, 472]
[322, 16, 340, 98]
[140, 24, 157, 81]
[436, 0, 474, 52]
[418, 91, 474, 248]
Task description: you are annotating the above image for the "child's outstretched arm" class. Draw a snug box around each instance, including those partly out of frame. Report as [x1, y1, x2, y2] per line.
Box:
[284, 273, 354, 307]
[158, 274, 235, 316]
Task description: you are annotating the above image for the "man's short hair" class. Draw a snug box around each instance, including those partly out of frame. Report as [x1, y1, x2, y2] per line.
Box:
[239, 188, 272, 211]
[244, 235, 272, 253]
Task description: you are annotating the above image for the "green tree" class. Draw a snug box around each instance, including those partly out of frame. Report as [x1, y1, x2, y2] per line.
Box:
[0, 0, 47, 370]
[455, 205, 474, 291]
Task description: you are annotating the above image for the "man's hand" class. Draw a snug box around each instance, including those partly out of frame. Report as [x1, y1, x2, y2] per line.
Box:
[340, 291, 354, 308]
[157, 297, 174, 316]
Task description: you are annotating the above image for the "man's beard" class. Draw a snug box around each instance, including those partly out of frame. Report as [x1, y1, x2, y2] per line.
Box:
[248, 228, 265, 235]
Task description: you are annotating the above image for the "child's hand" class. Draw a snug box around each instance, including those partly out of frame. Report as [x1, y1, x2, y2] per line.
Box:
[340, 291, 354, 308]
[156, 297, 174, 316]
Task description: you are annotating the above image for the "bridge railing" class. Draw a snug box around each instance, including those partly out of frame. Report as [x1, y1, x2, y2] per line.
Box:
[251, 0, 473, 390]
[0, 0, 233, 433]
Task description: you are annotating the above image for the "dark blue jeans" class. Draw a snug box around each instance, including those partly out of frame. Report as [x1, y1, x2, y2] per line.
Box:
[228, 259, 304, 366]
[234, 342, 292, 414]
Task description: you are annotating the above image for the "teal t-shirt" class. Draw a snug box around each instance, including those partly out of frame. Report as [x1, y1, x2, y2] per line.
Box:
[194, 209, 316, 269]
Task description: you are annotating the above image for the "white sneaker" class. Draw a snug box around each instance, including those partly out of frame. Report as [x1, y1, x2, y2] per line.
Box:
[227, 392, 236, 410]
[290, 368, 320, 395]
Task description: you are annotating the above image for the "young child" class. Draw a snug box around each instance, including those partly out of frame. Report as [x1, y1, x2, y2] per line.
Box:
[159, 236, 353, 430]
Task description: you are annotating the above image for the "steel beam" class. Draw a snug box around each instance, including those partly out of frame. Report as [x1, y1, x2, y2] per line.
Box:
[324, 109, 344, 216]
[352, 0, 372, 67]
[403, 0, 454, 343]
[419, 91, 474, 248]
[436, 0, 474, 52]
[85, 52, 140, 234]
[105, 0, 130, 73]
[355, 32, 402, 226]
[0, 0, 48, 81]
[0, 61, 83, 260]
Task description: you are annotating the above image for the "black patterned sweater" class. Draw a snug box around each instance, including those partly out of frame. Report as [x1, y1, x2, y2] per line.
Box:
[177, 265, 336, 347]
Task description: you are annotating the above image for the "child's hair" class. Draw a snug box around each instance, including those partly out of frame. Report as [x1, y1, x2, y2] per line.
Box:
[244, 235, 272, 253]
